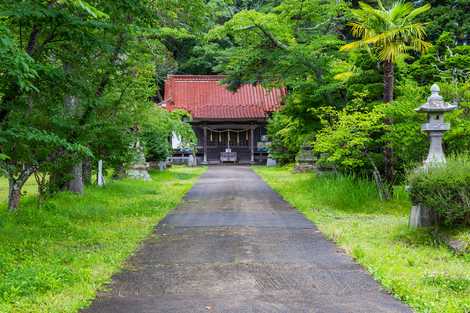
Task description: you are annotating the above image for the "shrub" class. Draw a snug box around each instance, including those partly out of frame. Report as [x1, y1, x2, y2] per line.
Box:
[408, 156, 470, 226]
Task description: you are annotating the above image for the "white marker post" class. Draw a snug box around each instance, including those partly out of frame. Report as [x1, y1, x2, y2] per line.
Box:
[97, 160, 105, 187]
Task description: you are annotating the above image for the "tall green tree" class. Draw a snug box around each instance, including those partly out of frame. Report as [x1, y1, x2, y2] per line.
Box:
[340, 0, 431, 102]
[0, 0, 206, 210]
[339, 0, 431, 189]
[209, 0, 347, 157]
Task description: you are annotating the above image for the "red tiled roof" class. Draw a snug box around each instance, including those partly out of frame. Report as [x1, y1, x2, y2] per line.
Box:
[163, 75, 285, 120]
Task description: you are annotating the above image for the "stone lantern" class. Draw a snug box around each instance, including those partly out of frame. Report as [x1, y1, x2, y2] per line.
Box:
[410, 84, 457, 228]
[415, 84, 457, 168]
[294, 144, 315, 172]
[127, 140, 151, 181]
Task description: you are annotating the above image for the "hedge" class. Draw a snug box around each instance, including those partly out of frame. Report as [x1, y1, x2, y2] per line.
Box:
[408, 156, 470, 226]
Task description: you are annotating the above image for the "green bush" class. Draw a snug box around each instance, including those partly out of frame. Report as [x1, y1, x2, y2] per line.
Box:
[408, 156, 470, 226]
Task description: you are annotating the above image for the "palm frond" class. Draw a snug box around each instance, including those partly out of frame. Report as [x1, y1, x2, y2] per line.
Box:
[379, 42, 401, 61]
[362, 23, 427, 46]
[343, 1, 431, 63]
[357, 2, 388, 22]
[410, 38, 432, 54]
[376, 0, 386, 11]
[390, 2, 414, 21]
[405, 3, 431, 22]
[340, 40, 368, 52]
[349, 22, 368, 39]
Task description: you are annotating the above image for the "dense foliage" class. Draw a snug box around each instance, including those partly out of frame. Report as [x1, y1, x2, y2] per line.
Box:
[141, 108, 196, 162]
[204, 0, 469, 192]
[0, 0, 203, 210]
[408, 156, 470, 226]
[1, 0, 469, 209]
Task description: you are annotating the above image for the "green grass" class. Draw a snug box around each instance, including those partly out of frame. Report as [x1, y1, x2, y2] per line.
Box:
[0, 166, 205, 313]
[0, 176, 37, 204]
[253, 166, 470, 313]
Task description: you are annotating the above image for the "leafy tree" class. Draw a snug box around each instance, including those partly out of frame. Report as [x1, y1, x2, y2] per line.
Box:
[0, 0, 107, 209]
[337, 0, 431, 190]
[418, 0, 470, 44]
[340, 0, 431, 102]
[407, 32, 470, 155]
[266, 112, 303, 164]
[380, 81, 428, 176]
[314, 104, 393, 198]
[209, 0, 348, 157]
[0, 0, 206, 210]
[141, 108, 196, 162]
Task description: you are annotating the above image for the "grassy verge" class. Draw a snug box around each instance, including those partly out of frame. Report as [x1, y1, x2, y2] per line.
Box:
[0, 176, 37, 203]
[253, 166, 470, 313]
[0, 166, 205, 313]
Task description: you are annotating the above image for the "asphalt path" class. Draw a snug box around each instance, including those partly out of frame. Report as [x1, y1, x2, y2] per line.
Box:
[82, 166, 412, 313]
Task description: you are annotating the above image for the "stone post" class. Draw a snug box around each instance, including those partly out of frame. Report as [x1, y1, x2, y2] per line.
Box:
[203, 127, 208, 164]
[97, 160, 105, 187]
[250, 127, 255, 163]
[409, 84, 457, 228]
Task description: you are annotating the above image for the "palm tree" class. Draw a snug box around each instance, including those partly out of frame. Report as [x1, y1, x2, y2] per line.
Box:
[341, 0, 431, 103]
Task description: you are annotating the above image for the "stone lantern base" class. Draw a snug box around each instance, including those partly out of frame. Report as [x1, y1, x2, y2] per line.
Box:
[294, 145, 316, 173]
[266, 157, 277, 167]
[127, 164, 151, 181]
[294, 162, 317, 173]
[409, 204, 439, 228]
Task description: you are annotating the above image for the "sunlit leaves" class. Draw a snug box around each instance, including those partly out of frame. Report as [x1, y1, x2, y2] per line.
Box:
[314, 108, 386, 170]
[341, 1, 431, 62]
[0, 26, 38, 93]
[57, 0, 108, 18]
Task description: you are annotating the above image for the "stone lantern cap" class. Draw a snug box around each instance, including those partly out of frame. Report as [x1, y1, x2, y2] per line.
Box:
[415, 84, 457, 113]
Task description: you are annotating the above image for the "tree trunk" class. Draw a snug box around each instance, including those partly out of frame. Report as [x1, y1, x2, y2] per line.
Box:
[383, 144, 395, 191]
[7, 167, 34, 212]
[82, 158, 92, 185]
[8, 181, 22, 212]
[383, 60, 394, 103]
[63, 63, 84, 194]
[383, 60, 395, 192]
[67, 162, 84, 194]
[366, 152, 391, 201]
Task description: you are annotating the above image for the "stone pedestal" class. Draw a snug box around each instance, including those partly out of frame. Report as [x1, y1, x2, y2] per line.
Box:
[187, 154, 197, 167]
[294, 145, 316, 173]
[127, 141, 151, 181]
[409, 204, 439, 228]
[266, 158, 277, 167]
[127, 164, 151, 180]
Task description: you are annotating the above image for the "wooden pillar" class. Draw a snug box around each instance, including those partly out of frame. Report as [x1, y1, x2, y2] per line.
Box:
[250, 126, 255, 163]
[203, 126, 208, 164]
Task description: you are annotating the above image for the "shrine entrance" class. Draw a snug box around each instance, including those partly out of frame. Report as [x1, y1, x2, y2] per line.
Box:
[161, 75, 286, 165]
[193, 122, 269, 165]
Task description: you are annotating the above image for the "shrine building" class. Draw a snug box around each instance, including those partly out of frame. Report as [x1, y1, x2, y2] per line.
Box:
[162, 75, 286, 164]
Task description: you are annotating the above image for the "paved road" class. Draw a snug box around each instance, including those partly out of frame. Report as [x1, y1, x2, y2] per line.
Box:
[83, 166, 412, 313]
